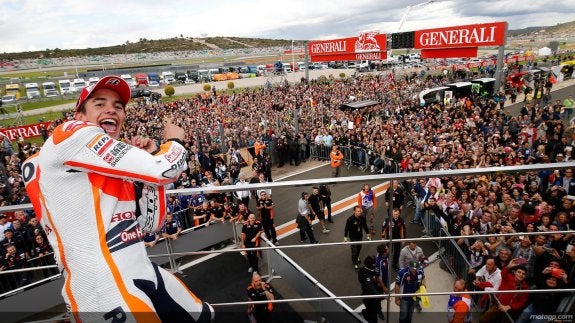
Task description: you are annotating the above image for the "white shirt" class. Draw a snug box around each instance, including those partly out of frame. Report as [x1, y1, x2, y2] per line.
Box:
[475, 265, 502, 291]
[235, 180, 250, 199]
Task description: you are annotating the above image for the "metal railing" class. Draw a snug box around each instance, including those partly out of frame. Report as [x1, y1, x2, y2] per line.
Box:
[309, 143, 370, 171]
[1, 163, 575, 321]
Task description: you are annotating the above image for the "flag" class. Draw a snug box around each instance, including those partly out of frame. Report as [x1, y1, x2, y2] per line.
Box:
[549, 74, 557, 84]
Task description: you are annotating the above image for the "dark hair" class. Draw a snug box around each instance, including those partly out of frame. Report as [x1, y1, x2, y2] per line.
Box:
[513, 265, 528, 273]
[301, 192, 308, 198]
[376, 244, 388, 254]
[363, 255, 375, 269]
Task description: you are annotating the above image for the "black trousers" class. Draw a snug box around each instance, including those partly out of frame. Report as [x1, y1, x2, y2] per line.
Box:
[351, 241, 362, 265]
[262, 217, 277, 243]
[298, 216, 316, 243]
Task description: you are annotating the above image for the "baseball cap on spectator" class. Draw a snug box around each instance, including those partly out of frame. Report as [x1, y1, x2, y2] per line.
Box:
[75, 75, 131, 112]
[408, 261, 419, 270]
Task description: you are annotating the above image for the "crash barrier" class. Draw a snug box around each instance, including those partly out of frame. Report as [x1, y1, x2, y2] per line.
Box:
[1, 163, 575, 320]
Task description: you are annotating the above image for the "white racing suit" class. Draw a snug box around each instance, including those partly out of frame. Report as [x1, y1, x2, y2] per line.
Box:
[22, 120, 214, 322]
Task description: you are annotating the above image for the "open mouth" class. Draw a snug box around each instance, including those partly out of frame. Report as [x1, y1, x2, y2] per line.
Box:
[100, 119, 118, 133]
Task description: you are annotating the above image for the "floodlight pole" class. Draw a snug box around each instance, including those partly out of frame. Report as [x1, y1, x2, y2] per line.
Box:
[389, 1, 437, 64]
[494, 22, 508, 96]
[292, 40, 296, 82]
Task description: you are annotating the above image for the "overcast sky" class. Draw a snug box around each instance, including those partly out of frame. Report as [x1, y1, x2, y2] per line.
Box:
[1, 0, 574, 53]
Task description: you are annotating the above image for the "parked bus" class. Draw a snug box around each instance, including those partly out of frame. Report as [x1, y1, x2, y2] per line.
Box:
[41, 81, 58, 97]
[471, 77, 496, 97]
[25, 83, 41, 99]
[147, 73, 160, 86]
[72, 78, 87, 92]
[5, 83, 21, 99]
[446, 82, 473, 99]
[135, 73, 149, 87]
[58, 79, 74, 95]
[418, 86, 450, 106]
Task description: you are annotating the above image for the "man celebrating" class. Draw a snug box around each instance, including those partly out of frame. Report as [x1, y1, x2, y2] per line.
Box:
[22, 76, 213, 322]
[247, 272, 274, 323]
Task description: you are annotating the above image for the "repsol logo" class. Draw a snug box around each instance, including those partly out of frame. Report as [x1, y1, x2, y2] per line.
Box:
[164, 145, 183, 163]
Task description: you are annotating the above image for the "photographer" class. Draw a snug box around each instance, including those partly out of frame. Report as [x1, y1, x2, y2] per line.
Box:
[215, 159, 227, 183]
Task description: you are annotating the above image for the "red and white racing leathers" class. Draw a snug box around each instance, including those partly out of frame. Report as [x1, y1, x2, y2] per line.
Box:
[22, 120, 213, 322]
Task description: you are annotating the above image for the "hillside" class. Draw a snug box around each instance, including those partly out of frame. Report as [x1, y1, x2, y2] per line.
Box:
[509, 20, 575, 36]
[0, 37, 297, 61]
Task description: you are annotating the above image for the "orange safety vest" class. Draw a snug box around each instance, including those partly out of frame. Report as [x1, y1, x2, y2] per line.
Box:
[254, 141, 266, 156]
[330, 150, 343, 167]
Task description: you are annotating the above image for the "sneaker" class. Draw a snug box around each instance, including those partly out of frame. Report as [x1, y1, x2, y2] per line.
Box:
[248, 267, 254, 273]
[300, 237, 307, 243]
[415, 302, 422, 312]
[354, 264, 359, 271]
[311, 240, 319, 244]
[274, 241, 280, 246]
[322, 228, 330, 234]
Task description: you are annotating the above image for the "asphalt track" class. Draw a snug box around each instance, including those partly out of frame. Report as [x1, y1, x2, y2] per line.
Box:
[180, 163, 437, 322]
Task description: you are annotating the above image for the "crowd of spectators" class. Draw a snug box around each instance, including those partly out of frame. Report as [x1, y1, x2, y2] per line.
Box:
[0, 55, 574, 316]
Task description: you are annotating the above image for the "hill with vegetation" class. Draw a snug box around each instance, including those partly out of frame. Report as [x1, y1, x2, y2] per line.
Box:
[0, 37, 296, 61]
[508, 20, 575, 36]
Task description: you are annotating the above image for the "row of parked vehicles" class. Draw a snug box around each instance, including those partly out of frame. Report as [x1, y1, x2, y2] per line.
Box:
[418, 77, 496, 106]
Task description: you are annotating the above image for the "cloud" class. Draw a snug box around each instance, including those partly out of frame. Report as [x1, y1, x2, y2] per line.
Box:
[0, 0, 574, 53]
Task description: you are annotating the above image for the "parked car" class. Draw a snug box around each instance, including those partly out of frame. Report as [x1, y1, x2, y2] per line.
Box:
[131, 89, 162, 100]
[131, 89, 152, 98]
[1, 94, 17, 105]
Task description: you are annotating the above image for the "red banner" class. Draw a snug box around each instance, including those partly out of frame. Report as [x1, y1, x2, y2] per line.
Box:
[309, 32, 387, 62]
[0, 122, 51, 141]
[415, 22, 506, 49]
[421, 47, 478, 59]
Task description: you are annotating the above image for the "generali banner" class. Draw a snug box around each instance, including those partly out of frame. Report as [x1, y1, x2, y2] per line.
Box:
[309, 32, 387, 62]
[0, 122, 51, 141]
[415, 22, 507, 49]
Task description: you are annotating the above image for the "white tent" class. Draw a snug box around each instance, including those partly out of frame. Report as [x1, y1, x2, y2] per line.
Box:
[538, 46, 552, 56]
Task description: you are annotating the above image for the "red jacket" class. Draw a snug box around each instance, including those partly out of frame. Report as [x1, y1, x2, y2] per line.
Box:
[496, 266, 529, 312]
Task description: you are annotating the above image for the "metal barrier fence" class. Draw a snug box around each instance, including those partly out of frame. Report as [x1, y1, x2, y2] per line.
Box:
[309, 143, 369, 172]
[0, 253, 58, 295]
[1, 163, 575, 320]
[420, 208, 474, 283]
